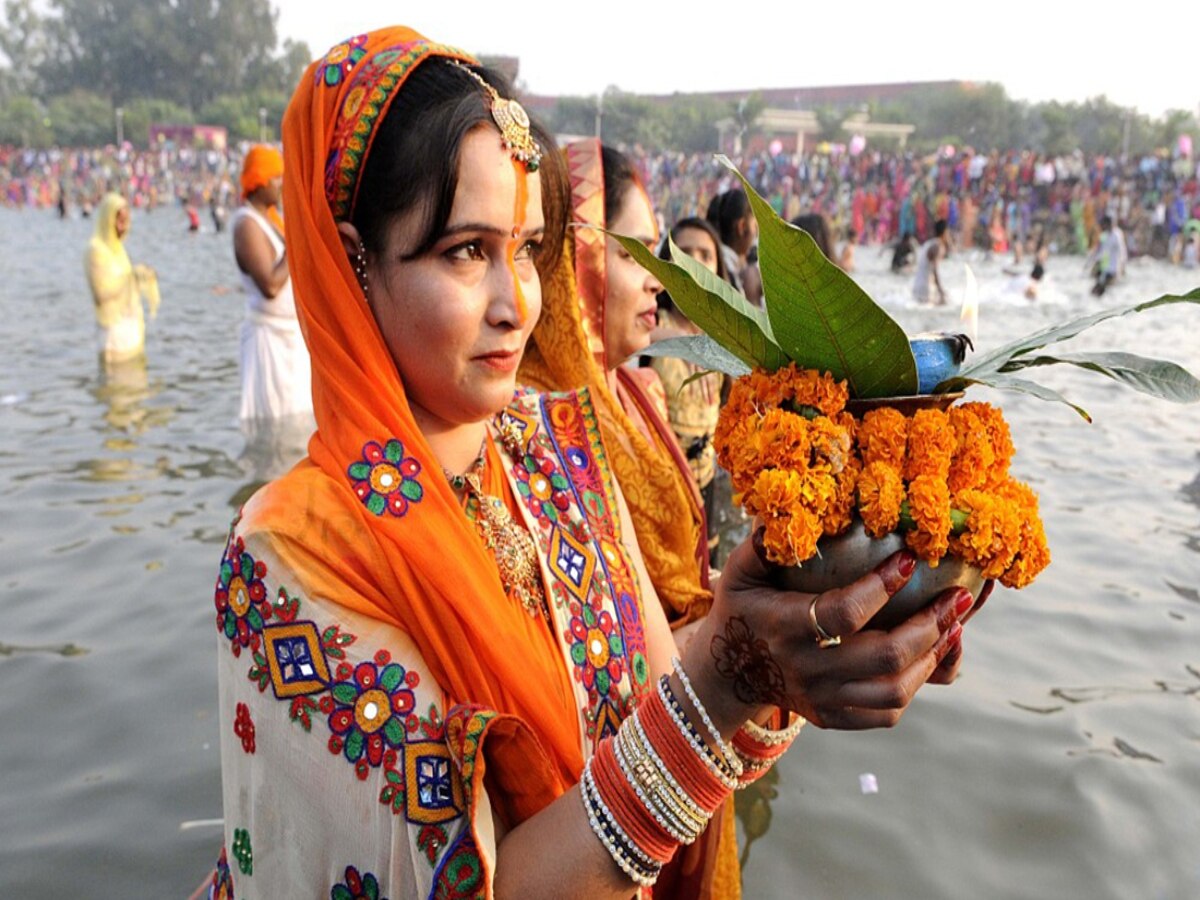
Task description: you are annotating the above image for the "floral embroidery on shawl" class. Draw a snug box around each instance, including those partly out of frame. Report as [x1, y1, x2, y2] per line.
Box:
[331, 865, 389, 900]
[315, 34, 369, 87]
[347, 439, 424, 517]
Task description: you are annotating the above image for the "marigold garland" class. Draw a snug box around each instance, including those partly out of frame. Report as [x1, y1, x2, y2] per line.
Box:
[713, 366, 1050, 588]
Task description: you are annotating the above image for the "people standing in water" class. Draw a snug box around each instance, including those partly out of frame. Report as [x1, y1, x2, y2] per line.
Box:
[230, 145, 312, 422]
[1086, 215, 1128, 296]
[912, 218, 950, 305]
[1024, 238, 1050, 300]
[83, 192, 160, 364]
[209, 27, 972, 897]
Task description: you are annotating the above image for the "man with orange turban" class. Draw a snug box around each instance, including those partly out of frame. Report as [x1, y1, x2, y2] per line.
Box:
[231, 143, 313, 423]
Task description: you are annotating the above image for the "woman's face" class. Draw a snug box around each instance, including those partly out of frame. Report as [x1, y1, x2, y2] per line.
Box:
[114, 206, 130, 239]
[367, 126, 545, 435]
[732, 211, 758, 257]
[603, 185, 662, 368]
[672, 225, 719, 275]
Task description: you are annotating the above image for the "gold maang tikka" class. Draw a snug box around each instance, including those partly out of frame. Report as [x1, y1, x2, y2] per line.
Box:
[450, 61, 542, 171]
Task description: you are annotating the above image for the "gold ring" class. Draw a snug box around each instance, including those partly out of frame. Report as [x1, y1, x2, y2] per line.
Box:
[809, 596, 841, 648]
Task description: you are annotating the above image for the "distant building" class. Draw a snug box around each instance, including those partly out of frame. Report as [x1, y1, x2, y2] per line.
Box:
[656, 80, 970, 111]
[523, 80, 956, 151]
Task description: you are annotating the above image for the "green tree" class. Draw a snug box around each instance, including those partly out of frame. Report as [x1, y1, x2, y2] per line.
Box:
[199, 89, 288, 142]
[0, 0, 60, 95]
[8, 0, 306, 112]
[46, 90, 114, 145]
[0, 94, 53, 146]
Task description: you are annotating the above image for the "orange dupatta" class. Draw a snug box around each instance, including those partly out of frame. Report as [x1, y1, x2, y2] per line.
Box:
[241, 26, 581, 827]
[520, 139, 712, 625]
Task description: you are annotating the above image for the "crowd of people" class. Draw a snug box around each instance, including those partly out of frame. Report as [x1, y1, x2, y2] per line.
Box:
[2, 144, 243, 233]
[629, 144, 1200, 267]
[10, 136, 1200, 270]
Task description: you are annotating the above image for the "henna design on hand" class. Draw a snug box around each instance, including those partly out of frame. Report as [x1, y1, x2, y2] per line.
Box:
[710, 616, 790, 709]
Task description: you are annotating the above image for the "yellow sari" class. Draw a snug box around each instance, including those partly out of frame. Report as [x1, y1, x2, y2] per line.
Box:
[84, 193, 159, 362]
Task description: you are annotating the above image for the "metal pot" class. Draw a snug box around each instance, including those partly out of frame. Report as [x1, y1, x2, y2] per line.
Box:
[776, 521, 984, 631]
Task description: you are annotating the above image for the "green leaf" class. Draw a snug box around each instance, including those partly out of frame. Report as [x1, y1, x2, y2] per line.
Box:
[665, 235, 779, 343]
[331, 682, 359, 706]
[945, 372, 1094, 422]
[603, 228, 788, 370]
[639, 334, 752, 378]
[1001, 351, 1200, 404]
[959, 290, 1200, 379]
[717, 155, 918, 398]
[379, 663, 403, 692]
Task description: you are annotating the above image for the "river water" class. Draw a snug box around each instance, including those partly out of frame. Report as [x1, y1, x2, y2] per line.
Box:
[1, 206, 1197, 898]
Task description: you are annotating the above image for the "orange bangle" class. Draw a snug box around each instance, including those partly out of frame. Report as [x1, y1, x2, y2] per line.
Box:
[591, 736, 677, 860]
[639, 687, 729, 810]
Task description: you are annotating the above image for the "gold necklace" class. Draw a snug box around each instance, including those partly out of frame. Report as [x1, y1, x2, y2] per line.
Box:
[445, 436, 548, 621]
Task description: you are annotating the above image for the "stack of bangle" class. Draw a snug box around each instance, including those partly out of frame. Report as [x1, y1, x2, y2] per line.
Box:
[732, 714, 805, 785]
[580, 670, 727, 885]
[581, 659, 806, 886]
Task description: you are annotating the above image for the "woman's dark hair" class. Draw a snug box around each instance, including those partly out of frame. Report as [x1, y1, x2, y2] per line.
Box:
[705, 189, 751, 248]
[601, 144, 641, 226]
[656, 216, 729, 316]
[352, 59, 568, 278]
[790, 212, 834, 260]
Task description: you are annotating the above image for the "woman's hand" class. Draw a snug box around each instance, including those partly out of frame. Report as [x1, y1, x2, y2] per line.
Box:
[681, 527, 974, 734]
[927, 577, 993, 685]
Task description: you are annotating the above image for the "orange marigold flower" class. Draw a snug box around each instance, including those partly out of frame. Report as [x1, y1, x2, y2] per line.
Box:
[799, 470, 837, 521]
[807, 416, 854, 475]
[743, 469, 804, 565]
[718, 417, 764, 493]
[905, 409, 956, 481]
[825, 457, 861, 537]
[959, 402, 1014, 485]
[904, 474, 952, 564]
[947, 489, 1021, 579]
[783, 506, 824, 565]
[758, 408, 813, 473]
[857, 460, 905, 537]
[991, 477, 1051, 588]
[857, 407, 908, 468]
[1001, 517, 1051, 588]
[787, 367, 849, 417]
[947, 405, 996, 494]
[743, 468, 802, 519]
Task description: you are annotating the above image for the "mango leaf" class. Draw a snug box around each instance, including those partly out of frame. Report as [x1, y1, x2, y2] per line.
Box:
[640, 334, 752, 378]
[949, 372, 1095, 422]
[665, 235, 778, 342]
[1000, 352, 1200, 403]
[959, 290, 1200, 379]
[604, 229, 789, 371]
[718, 155, 918, 399]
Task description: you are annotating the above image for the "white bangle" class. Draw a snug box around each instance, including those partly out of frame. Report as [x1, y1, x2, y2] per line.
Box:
[671, 656, 741, 774]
